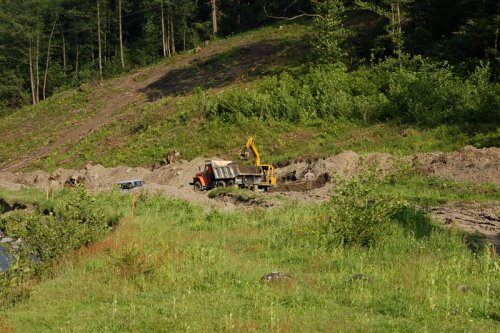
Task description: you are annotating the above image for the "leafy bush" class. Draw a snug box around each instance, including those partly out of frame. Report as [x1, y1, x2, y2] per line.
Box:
[0, 187, 112, 266]
[325, 172, 408, 247]
[0, 187, 122, 308]
[378, 57, 499, 126]
[272, 172, 408, 251]
[206, 56, 498, 127]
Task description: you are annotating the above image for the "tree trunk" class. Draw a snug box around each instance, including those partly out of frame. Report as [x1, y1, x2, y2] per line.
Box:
[169, 13, 176, 55]
[211, 0, 218, 35]
[183, 16, 187, 51]
[119, 0, 125, 68]
[29, 45, 36, 105]
[91, 28, 95, 63]
[43, 16, 58, 101]
[35, 35, 40, 104]
[104, 16, 107, 64]
[166, 12, 171, 57]
[61, 29, 67, 71]
[97, 0, 103, 80]
[396, 3, 402, 60]
[75, 37, 80, 77]
[495, 3, 499, 56]
[161, 0, 167, 58]
[236, 0, 241, 27]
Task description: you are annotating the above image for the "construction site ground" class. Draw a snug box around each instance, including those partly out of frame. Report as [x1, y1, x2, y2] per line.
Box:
[1, 146, 498, 248]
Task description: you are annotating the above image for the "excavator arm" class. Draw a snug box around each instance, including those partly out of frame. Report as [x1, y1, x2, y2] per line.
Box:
[241, 137, 261, 165]
[240, 137, 277, 187]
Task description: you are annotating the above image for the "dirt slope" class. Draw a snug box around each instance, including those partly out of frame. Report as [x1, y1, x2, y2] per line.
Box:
[1, 146, 498, 195]
[413, 146, 500, 185]
[430, 202, 500, 249]
[1, 30, 294, 173]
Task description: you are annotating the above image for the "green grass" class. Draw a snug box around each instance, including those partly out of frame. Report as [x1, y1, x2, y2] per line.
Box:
[0, 192, 498, 332]
[1, 21, 498, 172]
[378, 175, 500, 206]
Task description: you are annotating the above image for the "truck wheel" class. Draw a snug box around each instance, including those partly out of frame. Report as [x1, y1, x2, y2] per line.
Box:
[193, 181, 203, 191]
[227, 180, 235, 188]
[216, 180, 226, 188]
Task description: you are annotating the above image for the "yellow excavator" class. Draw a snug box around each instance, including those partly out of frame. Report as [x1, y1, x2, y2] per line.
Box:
[240, 137, 277, 190]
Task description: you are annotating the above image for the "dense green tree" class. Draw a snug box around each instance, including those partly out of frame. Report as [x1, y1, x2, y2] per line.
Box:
[0, 0, 498, 110]
[312, 0, 352, 67]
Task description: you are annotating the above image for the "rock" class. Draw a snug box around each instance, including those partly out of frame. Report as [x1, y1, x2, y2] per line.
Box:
[165, 150, 181, 165]
[261, 272, 293, 284]
[241, 45, 251, 53]
[0, 237, 14, 244]
[351, 273, 369, 281]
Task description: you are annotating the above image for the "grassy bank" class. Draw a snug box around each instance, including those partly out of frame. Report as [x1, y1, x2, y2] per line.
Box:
[0, 183, 498, 332]
[0, 22, 498, 172]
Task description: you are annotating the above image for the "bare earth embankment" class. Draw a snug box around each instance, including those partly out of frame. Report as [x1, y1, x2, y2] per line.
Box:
[0, 146, 498, 246]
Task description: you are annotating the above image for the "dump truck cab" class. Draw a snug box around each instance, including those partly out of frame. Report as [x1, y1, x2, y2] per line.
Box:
[192, 162, 216, 191]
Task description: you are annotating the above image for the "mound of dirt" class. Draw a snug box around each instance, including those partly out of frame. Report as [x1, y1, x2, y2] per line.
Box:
[274, 151, 395, 193]
[146, 157, 208, 188]
[413, 146, 500, 185]
[83, 165, 152, 190]
[15, 170, 51, 188]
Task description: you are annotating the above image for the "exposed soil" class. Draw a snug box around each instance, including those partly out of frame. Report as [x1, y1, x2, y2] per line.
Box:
[429, 202, 500, 250]
[0, 146, 498, 244]
[413, 146, 500, 185]
[141, 40, 301, 101]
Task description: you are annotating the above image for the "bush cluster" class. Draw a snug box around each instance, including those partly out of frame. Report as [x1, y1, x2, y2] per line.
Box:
[206, 57, 499, 127]
[272, 172, 408, 251]
[0, 187, 119, 308]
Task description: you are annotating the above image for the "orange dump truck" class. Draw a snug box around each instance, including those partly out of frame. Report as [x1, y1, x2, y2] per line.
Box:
[191, 160, 270, 191]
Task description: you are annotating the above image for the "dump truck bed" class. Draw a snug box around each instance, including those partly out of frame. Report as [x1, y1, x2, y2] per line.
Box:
[210, 160, 262, 180]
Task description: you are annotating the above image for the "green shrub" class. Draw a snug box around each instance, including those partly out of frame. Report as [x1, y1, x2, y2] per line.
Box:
[0, 187, 122, 308]
[326, 172, 408, 247]
[377, 57, 499, 126]
[271, 172, 408, 251]
[206, 56, 498, 128]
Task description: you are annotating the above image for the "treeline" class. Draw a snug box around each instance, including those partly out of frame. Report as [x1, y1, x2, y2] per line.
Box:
[0, 0, 310, 109]
[0, 0, 498, 111]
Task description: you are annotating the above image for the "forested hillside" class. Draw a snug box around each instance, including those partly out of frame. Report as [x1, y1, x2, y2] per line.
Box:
[1, 2, 500, 332]
[0, 0, 498, 112]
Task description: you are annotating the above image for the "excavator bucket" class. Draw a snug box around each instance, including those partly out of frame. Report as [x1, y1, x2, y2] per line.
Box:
[240, 148, 250, 160]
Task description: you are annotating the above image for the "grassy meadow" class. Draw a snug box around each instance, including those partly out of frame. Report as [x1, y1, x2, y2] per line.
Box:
[0, 178, 499, 332]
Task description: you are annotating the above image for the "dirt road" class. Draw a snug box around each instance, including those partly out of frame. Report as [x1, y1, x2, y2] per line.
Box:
[1, 34, 292, 173]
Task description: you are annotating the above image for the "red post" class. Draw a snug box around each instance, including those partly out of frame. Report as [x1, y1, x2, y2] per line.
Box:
[131, 192, 136, 220]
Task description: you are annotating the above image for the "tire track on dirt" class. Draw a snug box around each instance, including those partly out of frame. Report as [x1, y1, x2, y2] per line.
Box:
[0, 37, 255, 172]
